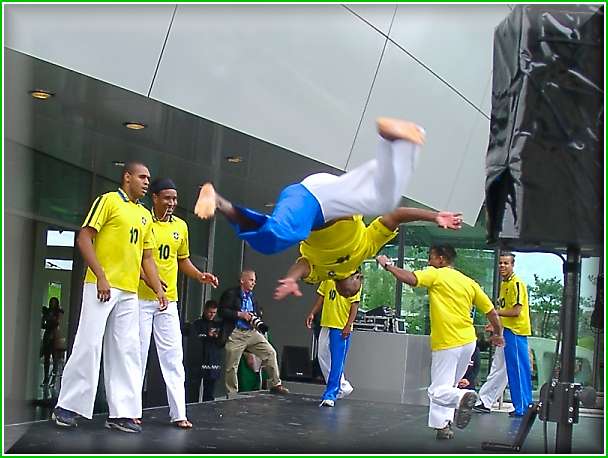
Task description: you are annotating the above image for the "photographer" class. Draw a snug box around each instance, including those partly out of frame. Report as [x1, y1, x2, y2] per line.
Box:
[218, 270, 289, 397]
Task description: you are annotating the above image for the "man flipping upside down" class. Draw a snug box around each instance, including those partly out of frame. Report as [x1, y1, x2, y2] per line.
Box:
[194, 117, 462, 300]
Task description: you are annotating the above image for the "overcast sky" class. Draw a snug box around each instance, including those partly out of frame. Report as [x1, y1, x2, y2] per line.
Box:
[514, 252, 600, 302]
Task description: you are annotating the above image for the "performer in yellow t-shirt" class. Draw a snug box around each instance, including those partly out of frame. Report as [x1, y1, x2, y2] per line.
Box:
[53, 162, 167, 433]
[194, 117, 462, 300]
[475, 252, 532, 417]
[305, 277, 361, 407]
[138, 178, 219, 429]
[377, 245, 504, 440]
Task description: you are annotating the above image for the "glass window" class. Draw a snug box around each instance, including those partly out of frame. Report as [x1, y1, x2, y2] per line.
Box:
[46, 230, 75, 247]
[45, 259, 73, 270]
[359, 243, 398, 313]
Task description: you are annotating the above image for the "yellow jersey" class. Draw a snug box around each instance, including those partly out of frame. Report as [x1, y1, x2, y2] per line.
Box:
[83, 188, 155, 293]
[414, 266, 493, 351]
[300, 216, 397, 284]
[317, 280, 361, 329]
[138, 212, 190, 302]
[498, 274, 531, 336]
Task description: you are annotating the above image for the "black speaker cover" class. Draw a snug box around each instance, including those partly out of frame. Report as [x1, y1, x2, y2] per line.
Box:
[486, 5, 604, 253]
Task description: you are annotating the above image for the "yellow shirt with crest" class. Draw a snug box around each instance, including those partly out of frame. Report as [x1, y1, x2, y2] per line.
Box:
[498, 274, 531, 336]
[83, 189, 155, 293]
[138, 212, 190, 302]
[317, 280, 361, 329]
[299, 216, 397, 284]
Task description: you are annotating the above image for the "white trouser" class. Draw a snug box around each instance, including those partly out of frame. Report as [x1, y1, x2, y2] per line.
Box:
[139, 299, 186, 422]
[57, 284, 142, 419]
[301, 136, 420, 222]
[427, 341, 476, 429]
[318, 327, 353, 396]
[478, 346, 508, 409]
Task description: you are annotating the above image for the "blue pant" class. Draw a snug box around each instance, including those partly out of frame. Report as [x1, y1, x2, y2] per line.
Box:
[231, 184, 324, 255]
[504, 328, 532, 415]
[321, 328, 351, 401]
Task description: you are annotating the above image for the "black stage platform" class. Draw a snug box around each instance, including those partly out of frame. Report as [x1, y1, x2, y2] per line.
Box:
[5, 391, 604, 454]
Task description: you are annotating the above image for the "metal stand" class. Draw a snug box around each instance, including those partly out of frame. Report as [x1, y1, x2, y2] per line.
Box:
[482, 246, 596, 453]
[556, 246, 581, 452]
[482, 403, 539, 452]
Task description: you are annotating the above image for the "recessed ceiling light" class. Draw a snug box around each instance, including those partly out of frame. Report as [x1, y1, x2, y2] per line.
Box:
[226, 156, 243, 164]
[30, 90, 54, 100]
[112, 161, 125, 167]
[123, 122, 146, 130]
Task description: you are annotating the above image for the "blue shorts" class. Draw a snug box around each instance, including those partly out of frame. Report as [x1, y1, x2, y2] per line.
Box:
[231, 183, 325, 255]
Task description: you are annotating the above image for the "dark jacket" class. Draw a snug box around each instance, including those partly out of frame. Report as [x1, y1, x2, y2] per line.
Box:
[186, 318, 223, 380]
[218, 286, 263, 340]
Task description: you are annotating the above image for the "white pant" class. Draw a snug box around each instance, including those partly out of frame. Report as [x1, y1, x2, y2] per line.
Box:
[478, 346, 508, 409]
[139, 299, 187, 422]
[301, 136, 420, 222]
[318, 327, 353, 396]
[427, 341, 476, 429]
[57, 284, 142, 419]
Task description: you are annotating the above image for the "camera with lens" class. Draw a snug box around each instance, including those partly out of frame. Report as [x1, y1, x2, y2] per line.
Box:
[249, 313, 269, 333]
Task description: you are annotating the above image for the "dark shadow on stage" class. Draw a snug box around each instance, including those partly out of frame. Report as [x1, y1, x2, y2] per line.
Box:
[5, 391, 604, 454]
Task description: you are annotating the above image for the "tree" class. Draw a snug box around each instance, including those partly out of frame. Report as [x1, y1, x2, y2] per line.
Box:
[360, 260, 395, 311]
[528, 274, 563, 338]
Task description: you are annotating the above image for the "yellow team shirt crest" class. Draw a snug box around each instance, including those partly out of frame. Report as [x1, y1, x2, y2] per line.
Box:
[138, 212, 190, 302]
[317, 280, 361, 329]
[498, 274, 531, 336]
[83, 189, 155, 293]
[300, 216, 397, 284]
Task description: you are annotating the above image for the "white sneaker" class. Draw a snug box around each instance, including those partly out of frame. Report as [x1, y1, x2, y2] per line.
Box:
[337, 384, 354, 399]
[319, 399, 335, 407]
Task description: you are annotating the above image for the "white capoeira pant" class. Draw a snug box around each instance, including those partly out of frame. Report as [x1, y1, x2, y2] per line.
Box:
[233, 135, 422, 255]
[301, 135, 420, 222]
[477, 346, 508, 409]
[427, 341, 476, 429]
[139, 299, 187, 422]
[317, 327, 353, 398]
[57, 283, 142, 419]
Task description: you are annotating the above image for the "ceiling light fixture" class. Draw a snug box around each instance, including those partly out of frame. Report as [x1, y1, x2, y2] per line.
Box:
[264, 202, 275, 208]
[226, 155, 243, 164]
[123, 122, 146, 130]
[112, 160, 125, 167]
[30, 89, 54, 100]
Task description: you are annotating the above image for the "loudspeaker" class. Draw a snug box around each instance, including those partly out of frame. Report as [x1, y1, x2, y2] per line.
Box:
[486, 5, 603, 253]
[280, 346, 312, 381]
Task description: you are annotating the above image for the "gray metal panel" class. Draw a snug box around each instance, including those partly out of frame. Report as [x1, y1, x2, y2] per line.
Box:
[346, 4, 397, 35]
[389, 4, 511, 110]
[150, 4, 387, 170]
[345, 332, 431, 406]
[349, 42, 488, 225]
[5, 4, 175, 95]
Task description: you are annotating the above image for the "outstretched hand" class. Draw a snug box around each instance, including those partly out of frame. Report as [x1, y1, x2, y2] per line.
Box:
[435, 212, 463, 230]
[274, 278, 303, 300]
[199, 272, 219, 288]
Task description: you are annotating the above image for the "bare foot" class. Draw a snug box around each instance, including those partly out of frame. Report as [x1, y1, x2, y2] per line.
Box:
[174, 419, 193, 429]
[377, 117, 425, 145]
[194, 183, 217, 219]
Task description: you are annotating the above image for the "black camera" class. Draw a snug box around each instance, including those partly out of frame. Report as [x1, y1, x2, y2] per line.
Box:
[250, 314, 269, 333]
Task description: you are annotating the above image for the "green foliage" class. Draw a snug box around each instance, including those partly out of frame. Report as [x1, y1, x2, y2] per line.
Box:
[528, 274, 563, 338]
[360, 260, 395, 311]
